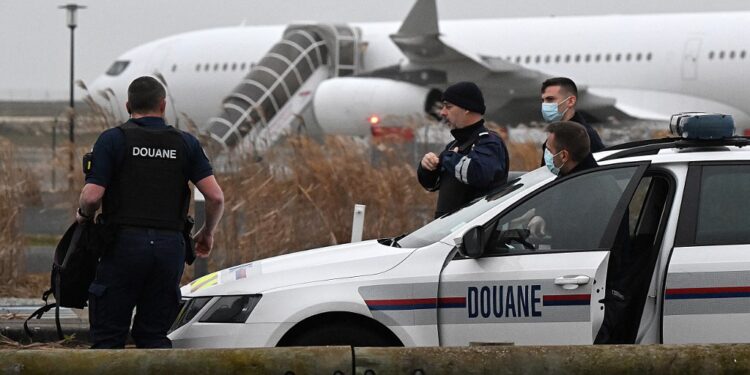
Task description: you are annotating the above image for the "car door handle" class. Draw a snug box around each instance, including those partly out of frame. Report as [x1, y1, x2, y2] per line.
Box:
[554, 275, 590, 290]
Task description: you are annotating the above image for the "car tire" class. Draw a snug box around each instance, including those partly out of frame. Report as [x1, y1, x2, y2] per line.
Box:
[281, 321, 399, 347]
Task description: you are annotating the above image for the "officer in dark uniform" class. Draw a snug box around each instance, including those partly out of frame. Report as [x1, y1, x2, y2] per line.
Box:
[539, 77, 604, 166]
[76, 76, 225, 349]
[418, 81, 509, 218]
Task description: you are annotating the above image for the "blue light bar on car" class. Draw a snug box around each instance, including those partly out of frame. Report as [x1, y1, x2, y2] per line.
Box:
[669, 112, 735, 140]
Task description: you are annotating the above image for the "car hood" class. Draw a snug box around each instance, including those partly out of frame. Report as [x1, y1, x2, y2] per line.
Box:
[182, 239, 415, 297]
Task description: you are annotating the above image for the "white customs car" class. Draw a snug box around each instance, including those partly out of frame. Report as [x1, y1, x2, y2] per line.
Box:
[170, 113, 750, 347]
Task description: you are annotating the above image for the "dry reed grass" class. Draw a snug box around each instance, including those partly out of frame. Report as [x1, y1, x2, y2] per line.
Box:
[205, 136, 437, 272]
[201, 135, 542, 277]
[0, 138, 42, 293]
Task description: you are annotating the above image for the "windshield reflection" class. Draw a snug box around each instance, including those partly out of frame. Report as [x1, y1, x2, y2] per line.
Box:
[397, 167, 553, 248]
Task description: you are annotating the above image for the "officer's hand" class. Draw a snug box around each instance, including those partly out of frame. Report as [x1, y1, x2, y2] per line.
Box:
[193, 228, 214, 258]
[527, 216, 546, 238]
[421, 152, 440, 171]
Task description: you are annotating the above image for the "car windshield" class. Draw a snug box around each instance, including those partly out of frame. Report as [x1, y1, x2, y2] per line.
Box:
[398, 167, 553, 248]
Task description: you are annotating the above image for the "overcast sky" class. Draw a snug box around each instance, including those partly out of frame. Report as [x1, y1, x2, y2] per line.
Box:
[1, 0, 748, 100]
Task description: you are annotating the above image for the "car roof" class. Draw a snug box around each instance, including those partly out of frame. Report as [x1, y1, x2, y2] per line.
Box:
[595, 137, 750, 166]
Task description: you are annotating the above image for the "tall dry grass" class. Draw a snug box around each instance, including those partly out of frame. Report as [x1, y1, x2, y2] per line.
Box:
[0, 138, 41, 294]
[202, 135, 542, 275]
[206, 136, 437, 271]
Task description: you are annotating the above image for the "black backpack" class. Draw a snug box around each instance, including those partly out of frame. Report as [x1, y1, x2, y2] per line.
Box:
[24, 221, 99, 340]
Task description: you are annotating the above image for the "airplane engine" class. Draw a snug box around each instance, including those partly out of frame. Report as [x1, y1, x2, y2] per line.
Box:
[312, 77, 441, 137]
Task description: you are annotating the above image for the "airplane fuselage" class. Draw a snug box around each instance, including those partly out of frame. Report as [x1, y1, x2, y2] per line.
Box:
[89, 12, 750, 130]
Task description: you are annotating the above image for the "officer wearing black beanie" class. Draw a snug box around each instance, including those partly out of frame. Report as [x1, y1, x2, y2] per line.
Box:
[417, 81, 509, 218]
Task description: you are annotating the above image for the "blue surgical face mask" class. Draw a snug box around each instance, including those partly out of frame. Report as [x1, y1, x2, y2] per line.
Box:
[541, 96, 571, 122]
[543, 148, 564, 175]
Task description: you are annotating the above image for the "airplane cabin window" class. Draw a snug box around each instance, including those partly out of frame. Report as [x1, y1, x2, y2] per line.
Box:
[616, 53, 622, 62]
[241, 62, 247, 70]
[730, 51, 736, 59]
[515, 56, 521, 63]
[595, 54, 601, 62]
[742, 51, 747, 59]
[605, 53, 611, 62]
[222, 63, 228, 71]
[626, 53, 632, 61]
[213, 63, 219, 71]
[232, 63, 237, 71]
[195, 64, 201, 72]
[105, 60, 130, 76]
[525, 56, 531, 64]
[575, 54, 581, 62]
[555, 55, 561, 63]
[646, 52, 652, 61]
[636, 53, 642, 61]
[535, 55, 541, 63]
[585, 54, 591, 62]
[545, 55, 551, 63]
[204, 63, 210, 71]
[708, 51, 715, 59]
[171, 64, 177, 73]
[719, 51, 725, 59]
[565, 55, 571, 63]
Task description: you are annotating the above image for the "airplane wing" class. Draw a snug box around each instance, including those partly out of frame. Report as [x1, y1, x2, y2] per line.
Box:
[383, 0, 637, 125]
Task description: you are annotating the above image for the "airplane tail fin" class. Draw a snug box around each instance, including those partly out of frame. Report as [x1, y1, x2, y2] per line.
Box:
[395, 0, 439, 37]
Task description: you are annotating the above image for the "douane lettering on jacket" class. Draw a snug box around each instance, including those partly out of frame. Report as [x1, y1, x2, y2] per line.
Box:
[132, 147, 177, 159]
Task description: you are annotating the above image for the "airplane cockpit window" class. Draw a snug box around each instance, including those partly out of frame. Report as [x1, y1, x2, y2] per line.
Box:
[105, 60, 129, 76]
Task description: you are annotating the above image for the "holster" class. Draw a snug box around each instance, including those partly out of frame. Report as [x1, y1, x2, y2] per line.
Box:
[183, 216, 196, 265]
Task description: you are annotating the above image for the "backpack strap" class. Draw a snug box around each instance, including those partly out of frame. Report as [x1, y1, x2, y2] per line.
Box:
[23, 274, 65, 340]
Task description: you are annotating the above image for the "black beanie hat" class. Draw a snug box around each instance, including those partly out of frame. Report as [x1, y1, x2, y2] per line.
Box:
[441, 81, 486, 115]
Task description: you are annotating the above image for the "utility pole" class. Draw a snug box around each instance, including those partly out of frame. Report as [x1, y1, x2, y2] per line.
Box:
[59, 3, 86, 189]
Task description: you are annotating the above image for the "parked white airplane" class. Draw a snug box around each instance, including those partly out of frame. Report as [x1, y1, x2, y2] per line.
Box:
[88, 0, 750, 151]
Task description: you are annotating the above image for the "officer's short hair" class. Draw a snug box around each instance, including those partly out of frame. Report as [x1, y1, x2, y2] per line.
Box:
[541, 77, 578, 97]
[127, 76, 166, 114]
[547, 121, 590, 162]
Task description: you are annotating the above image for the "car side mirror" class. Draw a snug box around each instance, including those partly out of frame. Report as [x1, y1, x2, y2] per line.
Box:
[456, 226, 485, 259]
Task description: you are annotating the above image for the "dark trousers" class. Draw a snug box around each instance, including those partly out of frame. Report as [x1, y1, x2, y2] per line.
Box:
[88, 228, 185, 348]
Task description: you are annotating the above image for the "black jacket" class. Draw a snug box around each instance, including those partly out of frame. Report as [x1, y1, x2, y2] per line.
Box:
[418, 120, 509, 218]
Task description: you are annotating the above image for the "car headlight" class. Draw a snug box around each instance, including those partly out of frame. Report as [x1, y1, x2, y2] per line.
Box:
[199, 294, 262, 323]
[170, 296, 212, 332]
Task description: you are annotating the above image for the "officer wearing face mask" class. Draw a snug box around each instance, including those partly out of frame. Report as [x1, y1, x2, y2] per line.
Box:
[418, 81, 509, 218]
[540, 77, 604, 166]
[527, 121, 598, 239]
[542, 121, 598, 179]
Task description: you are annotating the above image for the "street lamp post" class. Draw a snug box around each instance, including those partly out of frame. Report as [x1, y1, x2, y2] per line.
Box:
[59, 3, 85, 189]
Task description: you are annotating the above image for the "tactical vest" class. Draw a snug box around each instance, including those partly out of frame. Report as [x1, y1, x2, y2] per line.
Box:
[434, 131, 509, 218]
[103, 121, 190, 231]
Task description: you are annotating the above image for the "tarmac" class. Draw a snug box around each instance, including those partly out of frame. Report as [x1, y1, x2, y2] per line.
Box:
[0, 298, 89, 344]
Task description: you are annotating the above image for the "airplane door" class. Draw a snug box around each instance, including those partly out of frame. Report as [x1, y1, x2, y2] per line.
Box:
[682, 38, 701, 81]
[663, 162, 750, 343]
[438, 164, 648, 345]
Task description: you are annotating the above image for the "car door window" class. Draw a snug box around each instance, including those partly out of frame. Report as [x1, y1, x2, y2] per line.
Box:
[489, 166, 642, 254]
[695, 165, 750, 245]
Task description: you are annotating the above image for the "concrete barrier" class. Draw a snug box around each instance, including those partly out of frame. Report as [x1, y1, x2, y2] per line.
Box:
[3, 344, 750, 374]
[0, 347, 353, 375]
[355, 345, 750, 374]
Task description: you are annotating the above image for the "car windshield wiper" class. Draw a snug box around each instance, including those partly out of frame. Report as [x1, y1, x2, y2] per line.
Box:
[378, 234, 406, 248]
